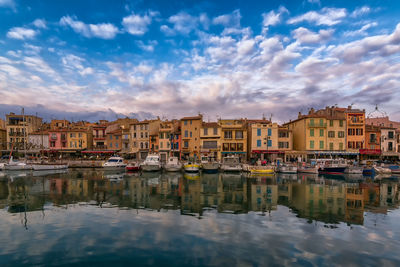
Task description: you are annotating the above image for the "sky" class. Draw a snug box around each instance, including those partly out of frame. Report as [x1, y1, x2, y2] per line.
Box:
[1, 0, 400, 123]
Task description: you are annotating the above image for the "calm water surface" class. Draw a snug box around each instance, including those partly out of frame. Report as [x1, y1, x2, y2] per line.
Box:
[0, 169, 400, 266]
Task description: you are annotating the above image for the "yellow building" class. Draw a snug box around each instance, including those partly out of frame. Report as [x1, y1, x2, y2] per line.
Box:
[66, 129, 89, 150]
[200, 122, 221, 160]
[0, 119, 6, 151]
[219, 119, 247, 162]
[249, 178, 278, 212]
[159, 120, 174, 162]
[6, 112, 42, 150]
[180, 115, 203, 160]
[248, 120, 293, 162]
[285, 106, 348, 161]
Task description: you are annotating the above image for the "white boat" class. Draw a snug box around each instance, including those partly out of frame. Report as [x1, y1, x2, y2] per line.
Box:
[220, 155, 242, 172]
[102, 156, 127, 169]
[140, 155, 162, 172]
[4, 157, 33, 171]
[164, 157, 182, 172]
[184, 162, 200, 172]
[32, 163, 68, 171]
[0, 162, 5, 170]
[277, 164, 297, 174]
[201, 156, 219, 173]
[344, 166, 363, 174]
[373, 165, 392, 175]
[297, 165, 319, 174]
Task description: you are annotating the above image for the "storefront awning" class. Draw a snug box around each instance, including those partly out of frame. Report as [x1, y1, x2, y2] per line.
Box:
[81, 150, 115, 154]
[309, 151, 359, 155]
[252, 150, 285, 154]
[359, 149, 381, 155]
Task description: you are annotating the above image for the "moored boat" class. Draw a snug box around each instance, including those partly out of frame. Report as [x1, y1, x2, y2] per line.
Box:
[184, 162, 200, 172]
[200, 156, 219, 173]
[298, 165, 319, 174]
[249, 165, 275, 174]
[374, 166, 392, 175]
[277, 164, 297, 174]
[220, 155, 242, 172]
[344, 166, 363, 174]
[4, 157, 33, 171]
[126, 162, 141, 172]
[102, 156, 127, 169]
[140, 155, 162, 172]
[31, 163, 68, 171]
[317, 159, 347, 175]
[164, 157, 182, 172]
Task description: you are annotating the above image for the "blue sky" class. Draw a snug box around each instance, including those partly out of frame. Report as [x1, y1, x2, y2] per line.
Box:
[1, 0, 400, 122]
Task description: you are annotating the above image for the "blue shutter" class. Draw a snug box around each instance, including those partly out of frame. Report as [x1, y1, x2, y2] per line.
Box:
[257, 140, 261, 147]
[267, 128, 272, 136]
[268, 140, 272, 147]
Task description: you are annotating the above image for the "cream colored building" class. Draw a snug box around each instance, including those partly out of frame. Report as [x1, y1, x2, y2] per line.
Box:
[380, 126, 398, 158]
[200, 122, 221, 160]
[219, 119, 247, 162]
[130, 119, 160, 160]
[158, 121, 174, 162]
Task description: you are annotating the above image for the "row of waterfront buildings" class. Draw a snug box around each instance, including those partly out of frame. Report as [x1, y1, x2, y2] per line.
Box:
[0, 105, 399, 162]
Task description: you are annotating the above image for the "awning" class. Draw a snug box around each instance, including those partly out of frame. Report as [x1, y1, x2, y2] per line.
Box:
[309, 151, 359, 155]
[81, 150, 115, 154]
[251, 150, 285, 154]
[359, 149, 381, 155]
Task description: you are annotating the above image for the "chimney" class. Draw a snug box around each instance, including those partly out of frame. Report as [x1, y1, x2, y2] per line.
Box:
[298, 112, 302, 118]
[348, 105, 352, 110]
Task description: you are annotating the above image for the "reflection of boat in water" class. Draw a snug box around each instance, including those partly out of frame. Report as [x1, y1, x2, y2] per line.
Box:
[32, 163, 68, 171]
[277, 173, 297, 180]
[344, 173, 365, 182]
[105, 173, 124, 182]
[184, 172, 200, 180]
[140, 171, 161, 179]
[32, 169, 68, 177]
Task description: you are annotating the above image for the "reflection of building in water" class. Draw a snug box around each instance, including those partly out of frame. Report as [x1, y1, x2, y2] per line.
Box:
[248, 177, 278, 212]
[7, 178, 48, 213]
[200, 173, 219, 208]
[379, 181, 399, 211]
[290, 180, 346, 223]
[218, 173, 248, 214]
[0, 180, 9, 209]
[129, 177, 150, 208]
[360, 182, 381, 212]
[345, 183, 364, 225]
[277, 179, 293, 205]
[181, 175, 202, 215]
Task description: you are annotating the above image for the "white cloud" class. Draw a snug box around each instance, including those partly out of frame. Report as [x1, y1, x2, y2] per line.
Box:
[136, 40, 157, 52]
[351, 6, 371, 18]
[213, 9, 241, 28]
[61, 54, 85, 70]
[7, 27, 37, 40]
[0, 0, 15, 9]
[122, 12, 154, 36]
[161, 12, 198, 36]
[60, 15, 118, 39]
[261, 6, 289, 34]
[292, 27, 334, 44]
[288, 7, 347, 26]
[344, 22, 378, 37]
[33, 18, 47, 29]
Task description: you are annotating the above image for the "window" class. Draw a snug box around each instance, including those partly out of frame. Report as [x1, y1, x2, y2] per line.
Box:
[278, 142, 289, 148]
[257, 140, 261, 147]
[267, 139, 272, 147]
[109, 135, 112, 139]
[320, 119, 324, 126]
[184, 120, 187, 125]
[204, 128, 208, 135]
[203, 141, 217, 149]
[145, 142, 148, 149]
[116, 143, 119, 148]
[109, 143, 112, 148]
[185, 130, 188, 137]
[235, 131, 243, 139]
[184, 141, 189, 148]
[141, 132, 143, 138]
[160, 142, 163, 148]
[145, 132, 148, 138]
[388, 142, 393, 151]
[213, 127, 218, 135]
[310, 140, 314, 149]
[389, 131, 394, 139]
[223, 143, 229, 151]
[79, 133, 82, 138]
[329, 120, 333, 127]
[320, 129, 324, 137]
[329, 143, 333, 150]
[159, 132, 163, 139]
[140, 142, 143, 149]
[224, 131, 232, 139]
[310, 129, 314, 137]
[370, 134, 376, 143]
[339, 143, 343, 150]
[267, 128, 272, 136]
[116, 136, 119, 140]
[190, 132, 192, 137]
[237, 143, 244, 151]
[190, 120, 192, 125]
[320, 141, 324, 149]
[310, 119, 314, 126]
[338, 131, 344, 138]
[356, 128, 363, 136]
[230, 143, 237, 151]
[339, 120, 344, 127]
[257, 128, 261, 136]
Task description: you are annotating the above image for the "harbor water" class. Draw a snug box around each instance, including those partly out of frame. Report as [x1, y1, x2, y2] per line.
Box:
[0, 169, 400, 266]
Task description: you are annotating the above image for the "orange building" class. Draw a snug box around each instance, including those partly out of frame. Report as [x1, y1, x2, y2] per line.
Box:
[345, 107, 366, 152]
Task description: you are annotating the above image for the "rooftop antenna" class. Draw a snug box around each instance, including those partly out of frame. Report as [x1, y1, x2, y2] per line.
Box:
[269, 113, 273, 122]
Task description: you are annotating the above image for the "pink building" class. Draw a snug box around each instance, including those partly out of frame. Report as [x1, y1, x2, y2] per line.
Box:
[48, 130, 67, 150]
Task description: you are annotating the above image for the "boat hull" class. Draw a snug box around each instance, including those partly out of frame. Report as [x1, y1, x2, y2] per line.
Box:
[221, 165, 242, 172]
[184, 165, 200, 173]
[202, 163, 219, 173]
[164, 164, 182, 172]
[4, 164, 33, 171]
[318, 167, 346, 175]
[126, 166, 141, 171]
[32, 164, 68, 171]
[298, 168, 318, 174]
[141, 164, 161, 172]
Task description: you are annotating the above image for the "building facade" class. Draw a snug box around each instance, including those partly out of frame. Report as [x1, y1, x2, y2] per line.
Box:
[200, 122, 221, 160]
[180, 115, 203, 160]
[219, 119, 247, 162]
[6, 112, 42, 150]
[346, 107, 366, 152]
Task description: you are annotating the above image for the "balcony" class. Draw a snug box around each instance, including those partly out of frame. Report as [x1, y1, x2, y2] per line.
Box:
[308, 123, 327, 128]
[8, 132, 24, 137]
[94, 145, 107, 150]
